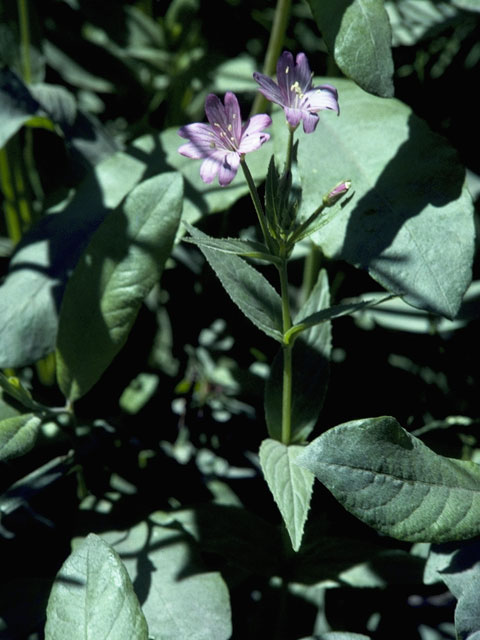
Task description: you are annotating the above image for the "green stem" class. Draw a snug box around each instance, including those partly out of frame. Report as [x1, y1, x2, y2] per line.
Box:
[17, 0, 32, 84]
[240, 157, 273, 252]
[250, 0, 292, 116]
[284, 127, 295, 176]
[278, 259, 293, 445]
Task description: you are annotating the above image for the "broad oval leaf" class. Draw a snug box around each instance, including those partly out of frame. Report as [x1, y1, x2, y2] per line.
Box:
[187, 225, 283, 342]
[307, 0, 394, 97]
[56, 172, 182, 401]
[296, 416, 480, 543]
[44, 533, 148, 640]
[99, 517, 232, 640]
[282, 79, 475, 319]
[260, 438, 314, 551]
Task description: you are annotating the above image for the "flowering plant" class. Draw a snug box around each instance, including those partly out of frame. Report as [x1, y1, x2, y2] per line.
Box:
[0, 3, 477, 639]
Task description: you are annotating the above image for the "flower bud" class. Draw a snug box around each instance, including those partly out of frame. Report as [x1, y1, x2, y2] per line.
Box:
[323, 180, 352, 206]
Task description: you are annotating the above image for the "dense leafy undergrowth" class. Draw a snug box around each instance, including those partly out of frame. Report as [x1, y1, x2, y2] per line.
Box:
[1, 1, 480, 639]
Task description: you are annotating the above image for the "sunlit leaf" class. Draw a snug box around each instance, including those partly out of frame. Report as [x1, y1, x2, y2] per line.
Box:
[297, 416, 480, 543]
[44, 533, 148, 640]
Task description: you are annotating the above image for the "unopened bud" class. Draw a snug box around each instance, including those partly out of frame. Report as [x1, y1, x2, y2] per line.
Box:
[323, 180, 351, 206]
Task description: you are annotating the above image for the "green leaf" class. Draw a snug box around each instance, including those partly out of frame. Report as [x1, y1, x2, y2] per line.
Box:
[307, 0, 394, 97]
[99, 517, 232, 640]
[0, 372, 42, 412]
[0, 413, 42, 461]
[44, 533, 148, 640]
[56, 172, 182, 401]
[426, 541, 480, 640]
[265, 269, 331, 443]
[296, 416, 480, 543]
[183, 223, 281, 265]
[187, 225, 283, 342]
[286, 80, 475, 319]
[259, 439, 314, 551]
[285, 295, 393, 344]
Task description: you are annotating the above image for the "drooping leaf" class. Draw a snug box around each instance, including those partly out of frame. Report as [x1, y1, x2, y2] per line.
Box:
[296, 416, 480, 543]
[276, 79, 475, 319]
[0, 413, 42, 462]
[99, 517, 232, 640]
[44, 533, 148, 640]
[259, 438, 314, 551]
[265, 269, 331, 443]
[307, 0, 394, 97]
[187, 225, 283, 342]
[56, 172, 182, 401]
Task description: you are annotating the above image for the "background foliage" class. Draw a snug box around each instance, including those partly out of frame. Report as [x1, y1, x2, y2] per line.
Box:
[0, 1, 479, 639]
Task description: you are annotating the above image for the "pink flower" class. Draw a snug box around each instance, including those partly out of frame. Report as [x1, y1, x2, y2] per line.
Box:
[253, 51, 339, 133]
[178, 92, 272, 186]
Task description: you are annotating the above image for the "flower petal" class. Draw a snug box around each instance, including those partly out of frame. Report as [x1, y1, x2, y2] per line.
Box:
[253, 72, 285, 105]
[276, 51, 295, 97]
[307, 85, 340, 114]
[301, 112, 319, 134]
[293, 52, 313, 92]
[199, 156, 220, 184]
[178, 123, 217, 158]
[218, 152, 240, 186]
[283, 106, 303, 130]
[224, 91, 242, 141]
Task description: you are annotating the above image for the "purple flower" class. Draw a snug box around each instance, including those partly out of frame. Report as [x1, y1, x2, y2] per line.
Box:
[178, 92, 272, 186]
[253, 51, 339, 133]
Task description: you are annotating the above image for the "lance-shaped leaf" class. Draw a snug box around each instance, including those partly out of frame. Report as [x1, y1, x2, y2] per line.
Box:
[285, 295, 393, 345]
[187, 225, 283, 342]
[183, 223, 281, 265]
[56, 172, 182, 401]
[45, 533, 148, 640]
[307, 0, 394, 97]
[265, 269, 331, 443]
[260, 438, 314, 551]
[272, 79, 475, 319]
[296, 416, 480, 543]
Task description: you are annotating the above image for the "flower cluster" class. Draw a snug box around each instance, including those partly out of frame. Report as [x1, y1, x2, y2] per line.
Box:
[178, 51, 339, 186]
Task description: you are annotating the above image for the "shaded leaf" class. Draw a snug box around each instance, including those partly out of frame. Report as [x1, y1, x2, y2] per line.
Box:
[0, 67, 40, 147]
[280, 79, 475, 318]
[56, 172, 182, 401]
[0, 147, 152, 368]
[260, 438, 314, 551]
[44, 533, 148, 640]
[297, 416, 480, 543]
